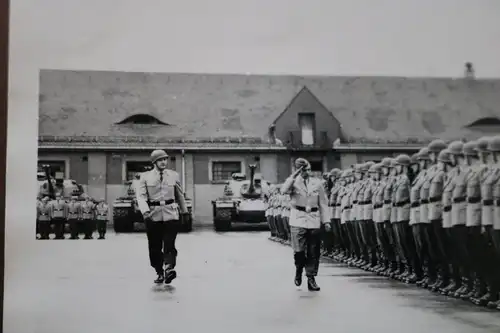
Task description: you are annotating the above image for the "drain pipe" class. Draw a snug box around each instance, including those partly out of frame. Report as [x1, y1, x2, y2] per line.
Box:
[181, 149, 186, 191]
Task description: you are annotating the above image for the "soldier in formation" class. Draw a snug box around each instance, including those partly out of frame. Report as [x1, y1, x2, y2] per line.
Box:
[36, 191, 105, 240]
[268, 137, 500, 309]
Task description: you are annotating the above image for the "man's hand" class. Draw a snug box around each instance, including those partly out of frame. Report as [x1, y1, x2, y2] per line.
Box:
[292, 165, 305, 179]
[324, 222, 332, 232]
[143, 211, 152, 221]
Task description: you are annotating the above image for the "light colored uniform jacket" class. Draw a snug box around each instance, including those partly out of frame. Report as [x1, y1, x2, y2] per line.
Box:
[281, 175, 330, 229]
[136, 168, 188, 222]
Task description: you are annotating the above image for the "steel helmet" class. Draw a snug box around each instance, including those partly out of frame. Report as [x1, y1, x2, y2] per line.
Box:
[150, 149, 169, 163]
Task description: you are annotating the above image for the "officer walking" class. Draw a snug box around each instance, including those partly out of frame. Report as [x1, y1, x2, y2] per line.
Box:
[95, 198, 109, 239]
[281, 158, 331, 291]
[136, 149, 188, 285]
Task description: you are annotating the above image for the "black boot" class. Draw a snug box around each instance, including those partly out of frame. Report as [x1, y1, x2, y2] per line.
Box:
[295, 267, 303, 286]
[307, 276, 320, 291]
[98, 233, 105, 239]
[154, 271, 164, 284]
[164, 267, 177, 284]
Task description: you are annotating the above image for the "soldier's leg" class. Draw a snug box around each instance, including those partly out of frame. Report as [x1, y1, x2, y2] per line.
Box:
[291, 226, 307, 286]
[473, 226, 500, 306]
[55, 218, 65, 239]
[69, 219, 79, 239]
[355, 220, 367, 266]
[346, 222, 360, 263]
[427, 219, 450, 291]
[97, 219, 107, 239]
[163, 220, 180, 283]
[305, 228, 322, 291]
[283, 216, 291, 242]
[394, 222, 411, 280]
[451, 225, 474, 297]
[489, 229, 500, 309]
[402, 221, 423, 283]
[440, 227, 462, 294]
[391, 222, 405, 278]
[39, 221, 50, 239]
[422, 222, 441, 287]
[274, 215, 282, 240]
[145, 220, 165, 281]
[379, 222, 397, 275]
[267, 216, 276, 238]
[463, 226, 485, 301]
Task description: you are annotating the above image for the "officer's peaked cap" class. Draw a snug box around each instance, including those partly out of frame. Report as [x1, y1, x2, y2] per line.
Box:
[487, 136, 500, 152]
[448, 141, 464, 155]
[428, 139, 447, 153]
[463, 141, 478, 156]
[150, 149, 169, 163]
[437, 149, 452, 164]
[394, 154, 411, 166]
[294, 158, 310, 169]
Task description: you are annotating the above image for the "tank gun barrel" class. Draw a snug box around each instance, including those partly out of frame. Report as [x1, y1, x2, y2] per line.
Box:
[248, 164, 256, 194]
[42, 164, 56, 199]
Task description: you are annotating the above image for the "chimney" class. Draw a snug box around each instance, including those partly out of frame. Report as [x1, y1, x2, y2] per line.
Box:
[268, 124, 277, 144]
[464, 62, 475, 79]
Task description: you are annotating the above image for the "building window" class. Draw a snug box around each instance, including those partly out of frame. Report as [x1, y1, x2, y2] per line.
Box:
[298, 113, 315, 145]
[38, 160, 66, 179]
[116, 114, 168, 125]
[212, 161, 242, 182]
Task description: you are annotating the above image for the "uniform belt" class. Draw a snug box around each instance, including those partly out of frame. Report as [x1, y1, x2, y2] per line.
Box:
[98, 213, 107, 216]
[54, 209, 63, 211]
[453, 197, 465, 203]
[374, 204, 383, 209]
[383, 200, 391, 205]
[420, 199, 429, 204]
[495, 199, 500, 207]
[443, 206, 452, 212]
[336, 203, 341, 207]
[483, 199, 493, 206]
[394, 200, 410, 207]
[148, 199, 175, 206]
[410, 202, 420, 208]
[295, 206, 318, 212]
[429, 196, 442, 203]
[353, 200, 358, 204]
[69, 211, 78, 214]
[468, 197, 481, 204]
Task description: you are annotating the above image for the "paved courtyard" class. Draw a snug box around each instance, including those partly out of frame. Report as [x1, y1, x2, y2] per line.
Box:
[4, 228, 500, 333]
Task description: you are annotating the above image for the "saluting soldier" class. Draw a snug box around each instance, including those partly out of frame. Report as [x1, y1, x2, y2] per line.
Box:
[281, 158, 331, 291]
[95, 198, 110, 239]
[487, 136, 500, 310]
[37, 196, 51, 239]
[81, 196, 96, 239]
[48, 193, 68, 239]
[136, 149, 188, 285]
[67, 195, 82, 239]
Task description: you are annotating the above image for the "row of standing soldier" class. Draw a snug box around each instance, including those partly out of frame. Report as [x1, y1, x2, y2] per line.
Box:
[268, 137, 500, 310]
[36, 192, 110, 240]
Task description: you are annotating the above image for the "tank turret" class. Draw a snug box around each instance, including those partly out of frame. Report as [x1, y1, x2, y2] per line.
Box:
[37, 164, 84, 200]
[240, 164, 262, 199]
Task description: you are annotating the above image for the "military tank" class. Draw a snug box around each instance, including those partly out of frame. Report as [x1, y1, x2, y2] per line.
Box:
[212, 164, 269, 231]
[112, 174, 143, 233]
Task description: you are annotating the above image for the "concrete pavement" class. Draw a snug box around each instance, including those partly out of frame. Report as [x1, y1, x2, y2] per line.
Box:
[4, 229, 500, 333]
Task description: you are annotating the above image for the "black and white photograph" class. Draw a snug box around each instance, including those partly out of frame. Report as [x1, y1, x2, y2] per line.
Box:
[6, 1, 500, 332]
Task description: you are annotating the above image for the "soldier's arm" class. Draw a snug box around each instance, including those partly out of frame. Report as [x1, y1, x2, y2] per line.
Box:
[429, 172, 445, 202]
[174, 172, 188, 214]
[399, 177, 410, 204]
[136, 173, 151, 215]
[318, 183, 331, 223]
[280, 176, 295, 195]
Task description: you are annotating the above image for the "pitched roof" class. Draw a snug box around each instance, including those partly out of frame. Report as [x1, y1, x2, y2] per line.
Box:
[38, 70, 500, 145]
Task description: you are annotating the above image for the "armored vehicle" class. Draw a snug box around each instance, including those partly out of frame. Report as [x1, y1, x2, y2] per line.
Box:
[211, 164, 269, 231]
[112, 175, 143, 233]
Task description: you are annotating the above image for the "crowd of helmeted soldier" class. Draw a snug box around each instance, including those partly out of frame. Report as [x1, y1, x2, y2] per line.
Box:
[267, 136, 500, 311]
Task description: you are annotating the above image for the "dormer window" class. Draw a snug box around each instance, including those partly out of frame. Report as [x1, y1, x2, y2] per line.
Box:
[298, 113, 315, 145]
[465, 117, 500, 128]
[116, 114, 168, 125]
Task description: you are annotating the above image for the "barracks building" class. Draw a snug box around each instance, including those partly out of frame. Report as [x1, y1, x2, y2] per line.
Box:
[38, 70, 500, 224]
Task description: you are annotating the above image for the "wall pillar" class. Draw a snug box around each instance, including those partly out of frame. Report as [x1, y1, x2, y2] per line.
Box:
[87, 152, 107, 200]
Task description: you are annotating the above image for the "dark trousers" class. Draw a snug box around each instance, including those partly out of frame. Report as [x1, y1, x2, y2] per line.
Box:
[479, 226, 500, 294]
[426, 219, 449, 281]
[282, 216, 291, 240]
[339, 223, 350, 254]
[375, 222, 396, 265]
[355, 220, 367, 261]
[146, 219, 180, 274]
[452, 225, 472, 284]
[412, 223, 433, 278]
[52, 218, 66, 239]
[82, 219, 95, 238]
[291, 226, 322, 277]
[267, 216, 277, 237]
[443, 227, 461, 284]
[321, 219, 335, 253]
[346, 222, 361, 258]
[275, 215, 285, 239]
[360, 220, 378, 265]
[38, 220, 51, 239]
[96, 219, 107, 235]
[68, 219, 80, 239]
[394, 220, 422, 276]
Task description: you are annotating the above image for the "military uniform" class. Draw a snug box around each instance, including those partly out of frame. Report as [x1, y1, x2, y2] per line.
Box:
[95, 199, 110, 239]
[266, 188, 278, 239]
[281, 158, 330, 291]
[136, 149, 188, 284]
[67, 196, 82, 239]
[37, 197, 51, 239]
[488, 136, 500, 309]
[282, 194, 291, 242]
[48, 195, 68, 239]
[342, 171, 359, 265]
[352, 164, 369, 267]
[361, 164, 378, 269]
[81, 198, 96, 239]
